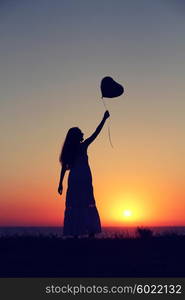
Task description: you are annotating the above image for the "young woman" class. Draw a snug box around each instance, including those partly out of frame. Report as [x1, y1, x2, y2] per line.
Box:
[58, 110, 110, 238]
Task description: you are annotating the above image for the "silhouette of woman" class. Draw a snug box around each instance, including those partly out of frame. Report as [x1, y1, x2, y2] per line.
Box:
[58, 110, 110, 238]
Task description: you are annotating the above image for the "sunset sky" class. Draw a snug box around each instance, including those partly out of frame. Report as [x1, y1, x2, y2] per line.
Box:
[0, 0, 185, 227]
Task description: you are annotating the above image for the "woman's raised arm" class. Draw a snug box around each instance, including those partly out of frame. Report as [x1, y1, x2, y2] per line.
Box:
[83, 110, 110, 147]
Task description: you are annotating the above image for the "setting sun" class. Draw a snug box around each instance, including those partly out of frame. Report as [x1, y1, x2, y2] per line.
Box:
[123, 210, 132, 218]
[105, 192, 149, 226]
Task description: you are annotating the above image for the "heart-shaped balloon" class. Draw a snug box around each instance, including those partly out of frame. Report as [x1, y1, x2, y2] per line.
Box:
[100, 76, 124, 98]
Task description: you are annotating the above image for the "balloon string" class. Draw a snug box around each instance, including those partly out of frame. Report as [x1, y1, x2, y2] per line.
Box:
[102, 98, 114, 148]
[108, 122, 114, 148]
[102, 97, 108, 110]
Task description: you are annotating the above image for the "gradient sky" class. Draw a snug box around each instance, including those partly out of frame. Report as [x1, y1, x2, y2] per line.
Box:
[0, 0, 185, 226]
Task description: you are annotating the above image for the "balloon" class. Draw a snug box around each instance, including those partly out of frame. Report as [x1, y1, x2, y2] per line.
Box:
[100, 76, 124, 98]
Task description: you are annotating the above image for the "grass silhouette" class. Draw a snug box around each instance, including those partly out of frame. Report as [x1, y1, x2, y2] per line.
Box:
[0, 230, 185, 277]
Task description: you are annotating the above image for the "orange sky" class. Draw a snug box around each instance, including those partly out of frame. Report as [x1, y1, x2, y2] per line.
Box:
[0, 1, 185, 227]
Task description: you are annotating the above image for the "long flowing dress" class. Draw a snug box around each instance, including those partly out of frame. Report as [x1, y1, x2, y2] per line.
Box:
[63, 142, 101, 236]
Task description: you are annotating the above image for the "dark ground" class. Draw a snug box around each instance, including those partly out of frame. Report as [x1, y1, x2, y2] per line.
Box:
[0, 235, 185, 277]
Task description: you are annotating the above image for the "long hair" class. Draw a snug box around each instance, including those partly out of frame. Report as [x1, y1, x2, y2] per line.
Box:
[59, 127, 81, 169]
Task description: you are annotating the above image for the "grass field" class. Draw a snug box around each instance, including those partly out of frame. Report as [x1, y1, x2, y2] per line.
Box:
[0, 232, 185, 277]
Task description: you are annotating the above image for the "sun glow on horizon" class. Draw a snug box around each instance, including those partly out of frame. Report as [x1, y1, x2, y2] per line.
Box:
[123, 209, 132, 218]
[107, 192, 147, 225]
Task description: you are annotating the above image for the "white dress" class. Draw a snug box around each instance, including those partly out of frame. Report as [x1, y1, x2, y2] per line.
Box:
[63, 142, 101, 236]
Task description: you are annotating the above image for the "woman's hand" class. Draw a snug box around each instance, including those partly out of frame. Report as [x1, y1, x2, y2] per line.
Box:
[58, 184, 63, 195]
[103, 110, 110, 120]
